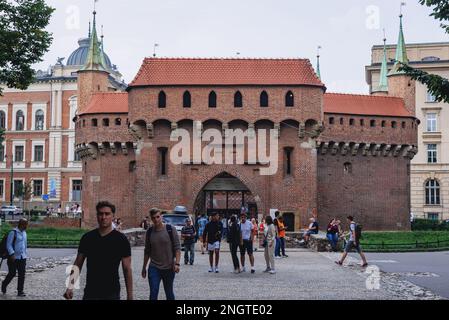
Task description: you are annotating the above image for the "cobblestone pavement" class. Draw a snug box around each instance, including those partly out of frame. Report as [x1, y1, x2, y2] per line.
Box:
[0, 247, 445, 300]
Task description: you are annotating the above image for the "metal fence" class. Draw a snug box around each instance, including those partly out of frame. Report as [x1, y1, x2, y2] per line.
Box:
[361, 239, 449, 251]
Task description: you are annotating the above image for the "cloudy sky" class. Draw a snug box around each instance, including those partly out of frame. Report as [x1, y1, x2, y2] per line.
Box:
[35, 0, 447, 93]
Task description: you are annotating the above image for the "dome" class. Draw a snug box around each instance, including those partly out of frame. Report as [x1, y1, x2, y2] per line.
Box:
[67, 38, 112, 69]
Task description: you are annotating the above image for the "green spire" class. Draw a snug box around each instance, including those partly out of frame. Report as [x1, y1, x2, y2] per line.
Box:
[388, 14, 409, 76]
[376, 37, 389, 92]
[316, 46, 321, 80]
[81, 11, 107, 72]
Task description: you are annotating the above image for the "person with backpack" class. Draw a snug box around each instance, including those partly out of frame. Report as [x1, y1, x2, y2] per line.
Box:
[181, 218, 196, 265]
[202, 211, 223, 273]
[335, 216, 368, 267]
[227, 215, 242, 274]
[1, 218, 28, 297]
[141, 208, 181, 300]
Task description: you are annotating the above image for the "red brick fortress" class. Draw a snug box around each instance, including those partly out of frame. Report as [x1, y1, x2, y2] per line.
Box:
[75, 56, 418, 231]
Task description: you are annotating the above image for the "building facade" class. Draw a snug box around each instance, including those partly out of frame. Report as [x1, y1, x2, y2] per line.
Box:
[0, 21, 125, 209]
[366, 40, 449, 221]
[75, 13, 418, 231]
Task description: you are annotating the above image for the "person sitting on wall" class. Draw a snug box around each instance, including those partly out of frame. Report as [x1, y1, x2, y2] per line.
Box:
[301, 218, 319, 244]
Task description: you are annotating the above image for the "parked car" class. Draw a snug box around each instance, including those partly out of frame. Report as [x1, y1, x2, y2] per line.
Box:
[162, 213, 190, 233]
[1, 205, 23, 216]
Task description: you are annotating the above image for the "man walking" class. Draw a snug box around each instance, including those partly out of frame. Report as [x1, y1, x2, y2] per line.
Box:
[181, 218, 196, 265]
[239, 213, 256, 274]
[63, 201, 133, 300]
[202, 212, 223, 273]
[335, 216, 368, 267]
[2, 218, 28, 297]
[142, 208, 181, 300]
[197, 214, 208, 255]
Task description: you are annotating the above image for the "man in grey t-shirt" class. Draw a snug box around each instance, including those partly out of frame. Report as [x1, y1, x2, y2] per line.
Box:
[142, 208, 181, 300]
[335, 216, 367, 267]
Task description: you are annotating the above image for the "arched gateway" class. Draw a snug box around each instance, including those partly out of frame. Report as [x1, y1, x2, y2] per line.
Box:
[193, 172, 258, 219]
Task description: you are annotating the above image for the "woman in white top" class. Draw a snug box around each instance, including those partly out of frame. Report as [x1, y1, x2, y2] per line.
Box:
[263, 215, 276, 274]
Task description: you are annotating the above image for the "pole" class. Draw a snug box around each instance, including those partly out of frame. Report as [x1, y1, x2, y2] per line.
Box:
[9, 154, 13, 206]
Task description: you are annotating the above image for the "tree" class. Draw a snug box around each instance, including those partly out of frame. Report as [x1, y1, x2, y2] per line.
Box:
[398, 0, 449, 102]
[0, 0, 54, 95]
[22, 181, 32, 201]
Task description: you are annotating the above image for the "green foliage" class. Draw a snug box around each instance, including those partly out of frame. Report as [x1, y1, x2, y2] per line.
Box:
[419, 0, 449, 34]
[411, 218, 449, 231]
[397, 1, 449, 102]
[0, 0, 54, 95]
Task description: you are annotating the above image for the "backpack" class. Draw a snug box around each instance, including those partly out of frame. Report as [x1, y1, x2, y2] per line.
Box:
[146, 224, 176, 257]
[354, 223, 363, 242]
[0, 230, 17, 265]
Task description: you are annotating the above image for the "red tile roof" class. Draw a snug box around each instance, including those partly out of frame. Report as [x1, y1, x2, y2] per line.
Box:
[129, 58, 324, 87]
[80, 92, 128, 115]
[324, 93, 412, 117]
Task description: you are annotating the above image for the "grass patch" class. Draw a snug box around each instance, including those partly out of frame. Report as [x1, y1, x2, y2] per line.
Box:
[1, 223, 87, 247]
[360, 231, 449, 251]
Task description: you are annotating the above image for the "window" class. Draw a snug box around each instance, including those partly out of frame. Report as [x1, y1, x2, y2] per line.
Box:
[115, 118, 121, 126]
[426, 91, 437, 103]
[103, 118, 109, 127]
[349, 119, 354, 126]
[208, 91, 217, 108]
[427, 213, 439, 221]
[427, 144, 437, 164]
[260, 91, 269, 107]
[72, 180, 82, 202]
[35, 110, 44, 130]
[183, 91, 191, 108]
[0, 180, 3, 198]
[402, 122, 406, 129]
[392, 121, 397, 129]
[284, 147, 293, 175]
[129, 161, 136, 172]
[234, 91, 243, 108]
[158, 147, 168, 176]
[33, 180, 43, 197]
[360, 119, 364, 126]
[0, 145, 4, 162]
[92, 119, 98, 127]
[426, 113, 437, 132]
[158, 91, 167, 108]
[425, 180, 440, 205]
[82, 120, 86, 127]
[34, 145, 44, 162]
[370, 120, 376, 127]
[74, 149, 81, 161]
[344, 162, 352, 174]
[329, 117, 334, 125]
[14, 146, 24, 162]
[0, 111, 5, 129]
[285, 91, 294, 107]
[13, 180, 23, 198]
[340, 118, 344, 125]
[381, 120, 386, 128]
[16, 110, 24, 130]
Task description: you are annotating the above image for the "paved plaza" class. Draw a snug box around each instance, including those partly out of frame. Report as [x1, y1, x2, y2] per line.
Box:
[0, 246, 446, 300]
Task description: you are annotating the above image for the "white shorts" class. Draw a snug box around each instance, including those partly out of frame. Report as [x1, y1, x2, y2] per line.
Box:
[207, 241, 220, 251]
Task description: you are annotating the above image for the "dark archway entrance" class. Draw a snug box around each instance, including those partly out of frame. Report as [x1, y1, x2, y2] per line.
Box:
[193, 172, 258, 219]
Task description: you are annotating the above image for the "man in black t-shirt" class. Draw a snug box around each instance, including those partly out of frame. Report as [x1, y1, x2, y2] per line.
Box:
[202, 212, 223, 273]
[63, 201, 133, 300]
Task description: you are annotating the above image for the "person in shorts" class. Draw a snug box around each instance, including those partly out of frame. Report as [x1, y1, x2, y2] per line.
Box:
[239, 213, 255, 273]
[335, 216, 368, 267]
[202, 212, 223, 273]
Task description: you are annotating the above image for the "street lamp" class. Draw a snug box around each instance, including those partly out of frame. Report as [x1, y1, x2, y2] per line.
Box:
[4, 154, 14, 206]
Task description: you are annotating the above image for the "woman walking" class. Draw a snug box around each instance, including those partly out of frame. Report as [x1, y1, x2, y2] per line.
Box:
[263, 216, 276, 274]
[228, 215, 241, 273]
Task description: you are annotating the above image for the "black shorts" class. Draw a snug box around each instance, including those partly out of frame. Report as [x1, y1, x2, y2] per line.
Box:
[239, 239, 253, 255]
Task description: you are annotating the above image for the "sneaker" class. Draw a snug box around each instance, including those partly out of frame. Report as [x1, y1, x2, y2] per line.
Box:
[17, 292, 26, 297]
[282, 255, 289, 258]
[241, 266, 246, 272]
[275, 256, 282, 259]
[185, 261, 188, 265]
[233, 269, 240, 274]
[251, 268, 255, 274]
[215, 267, 219, 273]
[263, 268, 271, 273]
[208, 267, 214, 273]
[269, 270, 276, 274]
[190, 262, 194, 265]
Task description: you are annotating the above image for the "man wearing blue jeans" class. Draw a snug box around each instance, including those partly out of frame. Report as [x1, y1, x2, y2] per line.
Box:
[142, 208, 181, 300]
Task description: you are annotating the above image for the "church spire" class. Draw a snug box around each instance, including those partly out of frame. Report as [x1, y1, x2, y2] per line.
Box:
[376, 33, 389, 92]
[81, 10, 107, 72]
[388, 9, 409, 76]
